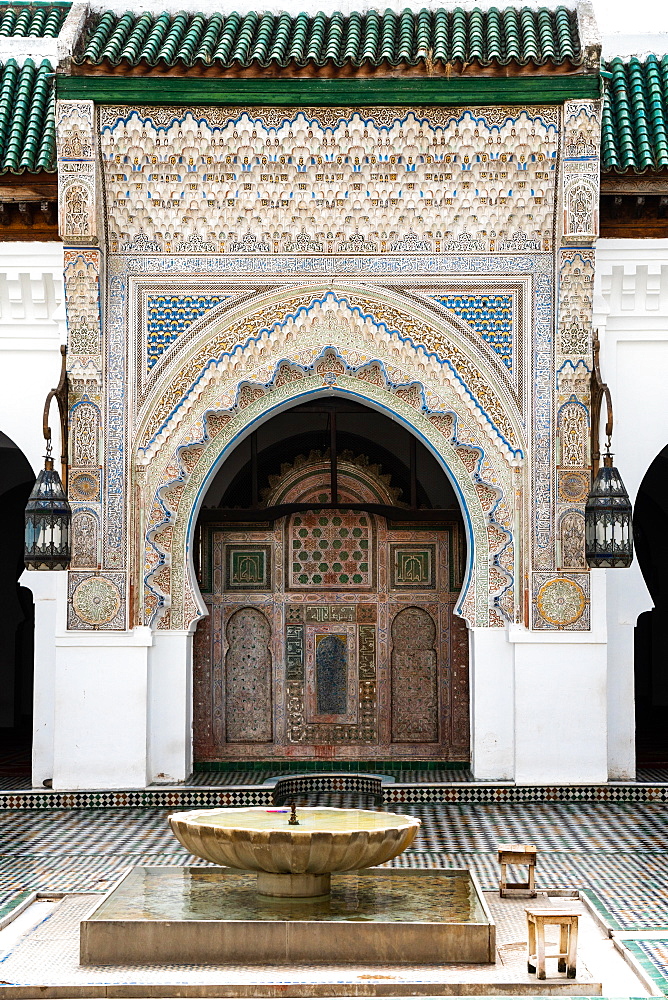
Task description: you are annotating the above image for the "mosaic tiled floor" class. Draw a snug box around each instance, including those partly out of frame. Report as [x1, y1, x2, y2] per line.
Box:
[625, 939, 668, 994]
[0, 892, 611, 990]
[0, 802, 667, 925]
[0, 801, 667, 992]
[637, 767, 668, 783]
[0, 742, 32, 790]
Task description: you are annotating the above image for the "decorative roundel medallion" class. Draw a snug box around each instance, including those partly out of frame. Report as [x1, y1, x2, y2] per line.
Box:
[536, 578, 586, 627]
[72, 576, 121, 626]
[558, 470, 590, 503]
[69, 471, 100, 502]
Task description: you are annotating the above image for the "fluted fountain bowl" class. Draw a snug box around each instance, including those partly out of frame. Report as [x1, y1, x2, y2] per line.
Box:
[169, 806, 420, 897]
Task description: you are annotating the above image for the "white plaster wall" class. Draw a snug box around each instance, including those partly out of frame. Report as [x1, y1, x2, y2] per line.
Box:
[52, 627, 153, 789]
[470, 572, 609, 784]
[512, 634, 608, 783]
[469, 626, 514, 780]
[0, 244, 65, 472]
[595, 240, 668, 779]
[147, 630, 194, 783]
[29, 572, 64, 787]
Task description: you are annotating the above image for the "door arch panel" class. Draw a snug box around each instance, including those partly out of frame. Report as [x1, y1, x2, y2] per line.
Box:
[391, 607, 438, 743]
[225, 607, 272, 743]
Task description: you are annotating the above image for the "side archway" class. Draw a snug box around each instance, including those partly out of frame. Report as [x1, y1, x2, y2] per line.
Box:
[634, 444, 668, 765]
[0, 432, 35, 745]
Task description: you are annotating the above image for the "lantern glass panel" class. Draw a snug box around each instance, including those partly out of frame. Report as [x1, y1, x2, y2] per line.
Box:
[24, 462, 71, 571]
[585, 461, 633, 568]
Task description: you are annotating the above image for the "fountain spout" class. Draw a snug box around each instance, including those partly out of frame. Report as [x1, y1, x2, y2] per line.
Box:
[288, 801, 299, 826]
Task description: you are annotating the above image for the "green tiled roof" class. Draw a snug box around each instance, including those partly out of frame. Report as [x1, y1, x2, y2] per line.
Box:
[603, 55, 668, 173]
[0, 59, 55, 173]
[75, 6, 582, 70]
[0, 3, 69, 38]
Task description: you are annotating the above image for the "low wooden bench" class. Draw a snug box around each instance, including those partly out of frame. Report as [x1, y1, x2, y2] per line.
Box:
[498, 843, 537, 898]
[526, 907, 579, 980]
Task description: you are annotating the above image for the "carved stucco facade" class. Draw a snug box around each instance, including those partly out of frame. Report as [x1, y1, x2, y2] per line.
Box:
[56, 98, 600, 640]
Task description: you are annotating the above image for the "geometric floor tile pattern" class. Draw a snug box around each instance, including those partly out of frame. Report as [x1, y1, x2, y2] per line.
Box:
[628, 940, 668, 993]
[2, 801, 668, 938]
[3, 799, 668, 992]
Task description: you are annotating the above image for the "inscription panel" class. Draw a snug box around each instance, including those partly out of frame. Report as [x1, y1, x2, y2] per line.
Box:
[390, 544, 436, 589]
[225, 545, 271, 591]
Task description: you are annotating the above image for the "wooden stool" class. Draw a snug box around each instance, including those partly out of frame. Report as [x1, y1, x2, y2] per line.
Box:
[498, 843, 537, 897]
[525, 907, 578, 980]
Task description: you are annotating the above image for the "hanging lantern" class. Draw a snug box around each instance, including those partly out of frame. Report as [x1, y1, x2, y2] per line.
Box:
[24, 348, 71, 571]
[586, 332, 633, 568]
[24, 442, 71, 570]
[585, 451, 633, 568]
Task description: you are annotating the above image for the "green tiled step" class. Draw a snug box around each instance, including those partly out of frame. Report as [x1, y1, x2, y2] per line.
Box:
[194, 760, 470, 773]
[2, 782, 668, 809]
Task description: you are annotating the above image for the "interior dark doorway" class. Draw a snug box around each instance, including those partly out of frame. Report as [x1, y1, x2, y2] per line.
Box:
[192, 396, 469, 769]
[0, 431, 35, 785]
[634, 443, 668, 767]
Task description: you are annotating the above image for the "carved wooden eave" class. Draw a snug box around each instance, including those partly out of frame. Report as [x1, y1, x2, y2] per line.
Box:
[0, 172, 59, 241]
[600, 171, 668, 238]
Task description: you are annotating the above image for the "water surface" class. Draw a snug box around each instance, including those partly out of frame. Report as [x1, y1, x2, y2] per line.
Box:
[92, 867, 488, 925]
[180, 807, 415, 832]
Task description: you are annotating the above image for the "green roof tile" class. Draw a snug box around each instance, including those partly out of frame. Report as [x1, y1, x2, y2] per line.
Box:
[74, 6, 583, 70]
[603, 55, 668, 173]
[0, 59, 55, 173]
[0, 3, 69, 38]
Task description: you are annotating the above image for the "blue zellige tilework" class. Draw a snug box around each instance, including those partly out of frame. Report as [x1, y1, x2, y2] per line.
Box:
[146, 293, 229, 370]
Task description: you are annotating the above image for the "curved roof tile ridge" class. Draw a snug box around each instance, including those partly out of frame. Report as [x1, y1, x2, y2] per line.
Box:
[0, 58, 55, 173]
[73, 5, 583, 70]
[603, 53, 668, 173]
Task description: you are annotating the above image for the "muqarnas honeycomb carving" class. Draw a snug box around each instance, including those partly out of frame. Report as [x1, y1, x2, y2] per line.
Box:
[102, 107, 558, 255]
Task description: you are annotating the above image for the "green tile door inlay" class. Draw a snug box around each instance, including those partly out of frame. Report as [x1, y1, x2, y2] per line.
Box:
[290, 511, 371, 589]
[225, 545, 270, 591]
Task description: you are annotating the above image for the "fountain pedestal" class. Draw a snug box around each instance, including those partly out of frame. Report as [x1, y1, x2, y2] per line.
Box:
[257, 871, 331, 897]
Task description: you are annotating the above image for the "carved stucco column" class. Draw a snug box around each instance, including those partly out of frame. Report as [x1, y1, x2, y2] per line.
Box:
[57, 99, 127, 630]
[531, 98, 601, 631]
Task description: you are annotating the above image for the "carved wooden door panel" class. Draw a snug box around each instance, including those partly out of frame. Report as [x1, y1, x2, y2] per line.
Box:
[193, 511, 469, 762]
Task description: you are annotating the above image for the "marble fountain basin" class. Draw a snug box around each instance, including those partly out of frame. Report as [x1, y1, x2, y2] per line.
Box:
[80, 808, 496, 967]
[169, 805, 420, 897]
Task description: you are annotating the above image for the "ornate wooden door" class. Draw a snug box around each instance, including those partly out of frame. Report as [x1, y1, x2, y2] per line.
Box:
[193, 456, 469, 762]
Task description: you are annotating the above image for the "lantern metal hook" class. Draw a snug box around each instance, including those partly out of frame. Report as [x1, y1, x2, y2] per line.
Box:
[591, 332, 614, 474]
[42, 344, 68, 487]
